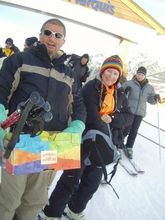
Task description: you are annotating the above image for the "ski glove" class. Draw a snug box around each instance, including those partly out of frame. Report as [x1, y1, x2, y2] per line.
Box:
[0, 104, 7, 138]
[63, 120, 85, 134]
[154, 94, 160, 102]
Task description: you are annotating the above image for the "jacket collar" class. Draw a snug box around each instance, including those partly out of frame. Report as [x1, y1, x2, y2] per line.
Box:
[28, 42, 69, 64]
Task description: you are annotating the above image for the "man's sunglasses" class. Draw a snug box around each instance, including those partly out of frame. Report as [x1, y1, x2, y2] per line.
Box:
[42, 30, 64, 39]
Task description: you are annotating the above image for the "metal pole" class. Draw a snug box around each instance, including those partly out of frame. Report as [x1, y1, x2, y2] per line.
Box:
[157, 100, 161, 162]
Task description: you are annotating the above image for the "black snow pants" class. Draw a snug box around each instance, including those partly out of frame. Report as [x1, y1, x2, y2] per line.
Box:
[44, 162, 103, 217]
[123, 114, 143, 148]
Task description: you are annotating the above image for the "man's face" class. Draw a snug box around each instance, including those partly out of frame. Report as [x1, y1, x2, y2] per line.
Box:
[6, 42, 12, 49]
[81, 57, 88, 65]
[24, 43, 29, 49]
[39, 23, 65, 59]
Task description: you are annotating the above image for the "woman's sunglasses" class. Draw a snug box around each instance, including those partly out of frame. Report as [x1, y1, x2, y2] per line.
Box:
[42, 30, 64, 39]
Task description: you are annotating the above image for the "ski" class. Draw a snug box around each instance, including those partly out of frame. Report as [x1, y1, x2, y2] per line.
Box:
[119, 160, 138, 176]
[128, 159, 145, 173]
[62, 212, 72, 220]
[62, 215, 71, 220]
[121, 148, 145, 174]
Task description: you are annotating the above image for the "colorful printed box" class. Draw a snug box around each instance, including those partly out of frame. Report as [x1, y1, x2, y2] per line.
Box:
[0, 131, 80, 175]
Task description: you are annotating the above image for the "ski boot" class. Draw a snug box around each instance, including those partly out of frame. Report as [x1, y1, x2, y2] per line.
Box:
[124, 147, 133, 159]
[66, 207, 86, 220]
[37, 209, 61, 220]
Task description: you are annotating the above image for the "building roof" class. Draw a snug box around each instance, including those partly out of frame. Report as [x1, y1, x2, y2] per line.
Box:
[1, 0, 164, 42]
[66, 0, 165, 35]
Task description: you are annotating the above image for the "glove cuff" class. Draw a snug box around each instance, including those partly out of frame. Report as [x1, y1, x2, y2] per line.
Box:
[69, 120, 85, 133]
[0, 104, 5, 111]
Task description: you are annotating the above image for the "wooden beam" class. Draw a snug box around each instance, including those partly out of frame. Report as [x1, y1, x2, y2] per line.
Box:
[119, 37, 131, 77]
[120, 0, 165, 35]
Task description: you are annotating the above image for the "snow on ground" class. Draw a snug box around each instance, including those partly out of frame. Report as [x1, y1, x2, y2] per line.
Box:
[53, 103, 165, 220]
[0, 103, 165, 220]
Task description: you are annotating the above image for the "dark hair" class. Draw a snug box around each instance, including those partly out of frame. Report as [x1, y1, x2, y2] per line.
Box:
[5, 38, 13, 45]
[25, 37, 38, 47]
[40, 18, 66, 37]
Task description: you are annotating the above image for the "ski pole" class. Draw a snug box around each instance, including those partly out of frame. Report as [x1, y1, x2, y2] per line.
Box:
[157, 99, 161, 162]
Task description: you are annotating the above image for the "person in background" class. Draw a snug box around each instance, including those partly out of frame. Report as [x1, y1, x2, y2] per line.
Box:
[122, 66, 160, 159]
[42, 55, 133, 220]
[24, 36, 38, 51]
[0, 38, 20, 69]
[0, 18, 86, 220]
[3, 38, 20, 57]
[0, 42, 11, 58]
[68, 53, 89, 90]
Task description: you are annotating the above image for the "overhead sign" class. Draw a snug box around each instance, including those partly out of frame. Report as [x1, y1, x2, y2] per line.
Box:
[65, 0, 115, 15]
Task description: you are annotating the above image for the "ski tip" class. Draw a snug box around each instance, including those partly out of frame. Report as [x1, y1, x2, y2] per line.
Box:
[132, 173, 138, 176]
[138, 170, 145, 174]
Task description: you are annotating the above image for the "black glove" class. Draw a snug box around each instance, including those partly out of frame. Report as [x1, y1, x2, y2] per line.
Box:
[112, 129, 124, 146]
[154, 94, 160, 102]
[81, 76, 86, 82]
[125, 86, 131, 95]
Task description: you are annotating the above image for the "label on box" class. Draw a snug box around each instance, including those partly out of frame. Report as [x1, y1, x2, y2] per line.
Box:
[41, 150, 57, 165]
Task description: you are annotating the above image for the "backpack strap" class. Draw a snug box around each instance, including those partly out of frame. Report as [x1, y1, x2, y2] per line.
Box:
[83, 129, 120, 199]
[9, 49, 13, 56]
[93, 138, 108, 181]
[101, 158, 120, 199]
[93, 135, 120, 199]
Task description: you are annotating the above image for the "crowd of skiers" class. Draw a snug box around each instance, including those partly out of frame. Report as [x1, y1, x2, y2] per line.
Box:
[0, 18, 161, 220]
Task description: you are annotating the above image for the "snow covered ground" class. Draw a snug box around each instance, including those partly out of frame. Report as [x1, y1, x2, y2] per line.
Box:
[0, 103, 165, 220]
[52, 103, 165, 220]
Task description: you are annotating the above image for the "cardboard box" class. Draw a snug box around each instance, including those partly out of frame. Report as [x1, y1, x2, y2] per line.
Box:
[0, 131, 80, 175]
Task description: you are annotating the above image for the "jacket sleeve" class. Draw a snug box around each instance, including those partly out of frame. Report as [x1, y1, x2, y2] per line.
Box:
[110, 95, 134, 130]
[70, 68, 87, 124]
[81, 80, 109, 134]
[0, 54, 21, 109]
[147, 85, 157, 105]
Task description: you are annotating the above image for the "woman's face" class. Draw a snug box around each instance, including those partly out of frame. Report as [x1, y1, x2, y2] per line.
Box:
[101, 68, 119, 86]
[136, 73, 145, 82]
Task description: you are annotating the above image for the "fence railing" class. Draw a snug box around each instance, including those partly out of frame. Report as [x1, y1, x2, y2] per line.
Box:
[138, 120, 165, 149]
